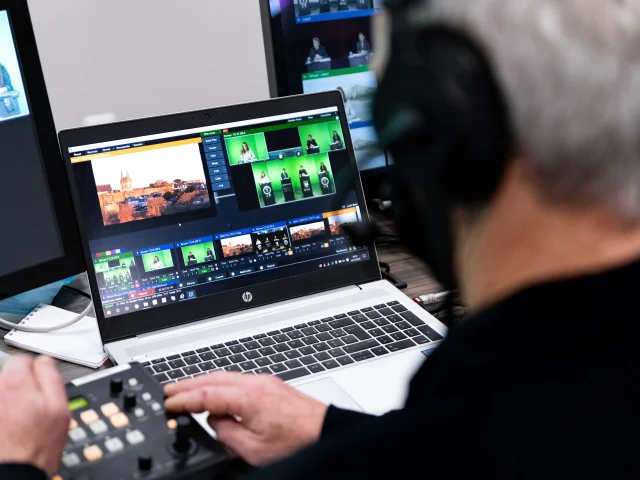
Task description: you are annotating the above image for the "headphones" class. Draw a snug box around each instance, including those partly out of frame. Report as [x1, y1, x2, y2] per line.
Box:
[369, 0, 514, 291]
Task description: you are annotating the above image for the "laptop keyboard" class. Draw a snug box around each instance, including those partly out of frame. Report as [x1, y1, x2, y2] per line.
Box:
[142, 302, 443, 384]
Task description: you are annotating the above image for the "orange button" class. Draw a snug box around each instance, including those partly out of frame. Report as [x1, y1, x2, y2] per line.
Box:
[80, 409, 99, 425]
[100, 402, 120, 418]
[110, 412, 129, 429]
[83, 445, 103, 462]
[52, 476, 63, 480]
[167, 419, 177, 430]
[69, 418, 78, 430]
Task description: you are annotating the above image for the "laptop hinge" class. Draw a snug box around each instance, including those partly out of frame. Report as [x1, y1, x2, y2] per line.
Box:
[136, 284, 361, 342]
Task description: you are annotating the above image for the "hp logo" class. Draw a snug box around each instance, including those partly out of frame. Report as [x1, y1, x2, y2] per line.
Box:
[321, 177, 330, 187]
[263, 186, 272, 198]
[242, 292, 253, 303]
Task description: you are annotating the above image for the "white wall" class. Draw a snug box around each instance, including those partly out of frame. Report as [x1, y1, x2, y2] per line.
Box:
[26, 0, 271, 130]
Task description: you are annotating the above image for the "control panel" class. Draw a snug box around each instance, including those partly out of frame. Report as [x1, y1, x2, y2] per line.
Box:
[57, 362, 229, 479]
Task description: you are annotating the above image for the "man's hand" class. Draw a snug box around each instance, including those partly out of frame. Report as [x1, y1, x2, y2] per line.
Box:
[0, 355, 70, 476]
[164, 372, 328, 466]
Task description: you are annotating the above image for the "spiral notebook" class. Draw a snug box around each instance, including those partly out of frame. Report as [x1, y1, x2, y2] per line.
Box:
[3, 304, 108, 368]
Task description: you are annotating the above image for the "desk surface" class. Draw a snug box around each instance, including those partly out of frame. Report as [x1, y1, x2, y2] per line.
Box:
[0, 246, 441, 383]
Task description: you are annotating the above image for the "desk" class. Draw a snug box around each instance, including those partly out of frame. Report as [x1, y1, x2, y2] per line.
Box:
[348, 53, 372, 67]
[305, 58, 332, 72]
[0, 248, 441, 383]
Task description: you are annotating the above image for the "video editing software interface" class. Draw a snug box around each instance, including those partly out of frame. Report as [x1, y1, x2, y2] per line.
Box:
[0, 10, 66, 276]
[270, 0, 390, 172]
[67, 107, 371, 318]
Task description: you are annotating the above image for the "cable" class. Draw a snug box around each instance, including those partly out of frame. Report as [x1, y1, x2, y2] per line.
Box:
[0, 301, 93, 333]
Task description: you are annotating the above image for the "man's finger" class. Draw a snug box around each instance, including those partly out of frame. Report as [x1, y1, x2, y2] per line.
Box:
[165, 385, 249, 418]
[164, 371, 253, 397]
[33, 356, 67, 411]
[0, 355, 38, 393]
[208, 416, 258, 462]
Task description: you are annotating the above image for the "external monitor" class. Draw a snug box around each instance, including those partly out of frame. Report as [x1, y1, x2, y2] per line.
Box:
[0, 0, 84, 300]
[261, 0, 392, 197]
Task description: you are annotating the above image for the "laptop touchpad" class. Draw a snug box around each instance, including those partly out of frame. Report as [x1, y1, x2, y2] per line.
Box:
[295, 378, 364, 412]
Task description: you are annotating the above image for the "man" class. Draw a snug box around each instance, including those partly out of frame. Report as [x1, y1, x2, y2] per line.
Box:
[0, 62, 14, 95]
[281, 168, 289, 181]
[297, 0, 311, 16]
[3, 0, 640, 478]
[306, 134, 319, 153]
[308, 37, 328, 62]
[298, 165, 308, 177]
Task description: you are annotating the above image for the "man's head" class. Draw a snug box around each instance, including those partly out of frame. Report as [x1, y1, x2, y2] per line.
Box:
[374, 0, 640, 308]
[359, 32, 365, 42]
[313, 37, 320, 49]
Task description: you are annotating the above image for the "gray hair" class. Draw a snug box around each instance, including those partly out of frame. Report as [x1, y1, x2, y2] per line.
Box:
[409, 0, 640, 220]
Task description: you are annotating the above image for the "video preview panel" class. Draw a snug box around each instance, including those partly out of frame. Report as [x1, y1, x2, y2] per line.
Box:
[0, 11, 29, 121]
[91, 141, 211, 226]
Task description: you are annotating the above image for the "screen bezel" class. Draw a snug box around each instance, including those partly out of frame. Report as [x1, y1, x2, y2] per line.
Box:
[59, 91, 381, 343]
[260, 0, 394, 180]
[0, 0, 84, 299]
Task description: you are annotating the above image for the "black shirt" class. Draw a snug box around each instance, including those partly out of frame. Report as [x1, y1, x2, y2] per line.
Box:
[307, 139, 318, 150]
[308, 46, 329, 60]
[8, 259, 640, 479]
[253, 258, 640, 479]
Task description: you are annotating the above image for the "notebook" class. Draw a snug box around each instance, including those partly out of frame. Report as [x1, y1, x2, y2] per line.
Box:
[3, 304, 108, 368]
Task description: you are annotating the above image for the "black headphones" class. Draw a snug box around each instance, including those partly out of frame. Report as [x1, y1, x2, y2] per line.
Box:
[370, 0, 514, 291]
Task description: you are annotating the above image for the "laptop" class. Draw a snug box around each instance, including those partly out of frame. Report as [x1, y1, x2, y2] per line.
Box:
[59, 91, 447, 416]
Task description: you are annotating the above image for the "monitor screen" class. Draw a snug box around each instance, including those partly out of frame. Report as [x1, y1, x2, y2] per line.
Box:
[0, 10, 65, 277]
[66, 106, 372, 319]
[267, 0, 389, 173]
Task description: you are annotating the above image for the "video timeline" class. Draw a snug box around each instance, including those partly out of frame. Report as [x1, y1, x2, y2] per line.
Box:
[93, 207, 368, 317]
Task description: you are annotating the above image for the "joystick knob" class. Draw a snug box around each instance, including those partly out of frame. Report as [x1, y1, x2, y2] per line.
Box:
[110, 378, 123, 395]
[124, 392, 137, 409]
[138, 454, 152, 471]
[173, 416, 192, 454]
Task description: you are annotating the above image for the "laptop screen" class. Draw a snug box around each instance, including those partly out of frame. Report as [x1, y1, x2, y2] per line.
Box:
[66, 105, 372, 319]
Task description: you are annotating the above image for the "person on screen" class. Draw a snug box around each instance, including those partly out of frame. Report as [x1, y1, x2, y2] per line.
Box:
[259, 172, 271, 185]
[152, 255, 164, 270]
[112, 274, 118, 285]
[187, 252, 197, 263]
[119, 273, 124, 283]
[308, 37, 329, 62]
[356, 32, 371, 54]
[130, 260, 135, 268]
[298, 0, 311, 15]
[319, 162, 328, 174]
[281, 168, 289, 180]
[206, 248, 214, 259]
[332, 130, 343, 148]
[299, 165, 309, 177]
[307, 135, 319, 153]
[336, 86, 359, 122]
[125, 272, 132, 282]
[0, 63, 14, 95]
[240, 142, 256, 163]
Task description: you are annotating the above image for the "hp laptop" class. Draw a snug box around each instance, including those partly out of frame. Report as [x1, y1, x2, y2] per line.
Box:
[59, 91, 447, 416]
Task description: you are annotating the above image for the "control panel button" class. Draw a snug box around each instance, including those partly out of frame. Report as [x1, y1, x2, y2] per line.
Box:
[100, 402, 120, 418]
[80, 409, 99, 425]
[138, 454, 153, 471]
[110, 378, 123, 395]
[124, 392, 137, 409]
[173, 416, 191, 453]
[62, 452, 81, 468]
[150, 402, 162, 412]
[126, 430, 145, 445]
[110, 412, 129, 429]
[88, 420, 108, 435]
[167, 419, 178, 430]
[69, 427, 87, 443]
[104, 437, 125, 453]
[134, 408, 145, 418]
[141, 392, 152, 402]
[128, 378, 139, 387]
[68, 418, 78, 431]
[83, 445, 104, 462]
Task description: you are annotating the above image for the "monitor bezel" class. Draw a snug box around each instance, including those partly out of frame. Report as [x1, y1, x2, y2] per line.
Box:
[59, 91, 381, 343]
[0, 0, 84, 300]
